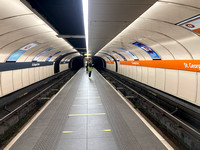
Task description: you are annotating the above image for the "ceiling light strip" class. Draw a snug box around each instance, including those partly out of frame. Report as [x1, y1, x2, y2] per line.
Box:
[82, 0, 89, 57]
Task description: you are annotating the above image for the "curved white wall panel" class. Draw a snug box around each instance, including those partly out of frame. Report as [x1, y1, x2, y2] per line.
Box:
[34, 67, 40, 83]
[136, 67, 142, 82]
[13, 69, 23, 91]
[197, 73, 200, 105]
[0, 0, 32, 19]
[141, 67, 148, 84]
[1, 71, 14, 95]
[29, 68, 35, 84]
[0, 15, 44, 36]
[147, 68, 156, 87]
[22, 68, 30, 87]
[178, 71, 197, 102]
[0, 72, 2, 96]
[164, 69, 178, 95]
[141, 2, 200, 23]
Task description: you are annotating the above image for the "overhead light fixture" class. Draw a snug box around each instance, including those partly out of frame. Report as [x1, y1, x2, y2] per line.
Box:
[82, 0, 89, 57]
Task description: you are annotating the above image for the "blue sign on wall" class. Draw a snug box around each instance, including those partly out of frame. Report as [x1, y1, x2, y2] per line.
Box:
[46, 51, 61, 62]
[132, 42, 160, 60]
[33, 48, 53, 61]
[7, 42, 39, 61]
[119, 48, 138, 60]
[112, 51, 127, 60]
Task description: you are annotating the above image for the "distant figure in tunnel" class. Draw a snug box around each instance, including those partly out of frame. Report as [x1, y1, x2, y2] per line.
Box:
[88, 61, 93, 77]
[86, 61, 88, 72]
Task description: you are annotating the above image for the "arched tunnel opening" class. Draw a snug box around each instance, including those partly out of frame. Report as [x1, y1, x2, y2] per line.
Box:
[92, 56, 106, 70]
[69, 56, 84, 70]
[54, 52, 77, 73]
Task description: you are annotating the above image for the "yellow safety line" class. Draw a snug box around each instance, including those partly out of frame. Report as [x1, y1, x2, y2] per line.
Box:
[68, 113, 106, 116]
[88, 96, 100, 98]
[62, 131, 73, 133]
[98, 104, 102, 105]
[75, 97, 87, 99]
[103, 129, 111, 132]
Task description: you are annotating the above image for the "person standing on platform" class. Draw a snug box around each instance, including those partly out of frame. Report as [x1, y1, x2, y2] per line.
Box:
[88, 62, 93, 77]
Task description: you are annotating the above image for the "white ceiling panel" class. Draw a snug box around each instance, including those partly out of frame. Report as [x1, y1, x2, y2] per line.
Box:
[96, 0, 200, 61]
[0, 15, 46, 35]
[89, 0, 158, 55]
[141, 1, 200, 23]
[0, 0, 32, 19]
[159, 0, 200, 9]
[0, 25, 53, 48]
[127, 18, 200, 58]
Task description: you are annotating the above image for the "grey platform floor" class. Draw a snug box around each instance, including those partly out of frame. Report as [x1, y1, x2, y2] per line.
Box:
[9, 68, 168, 150]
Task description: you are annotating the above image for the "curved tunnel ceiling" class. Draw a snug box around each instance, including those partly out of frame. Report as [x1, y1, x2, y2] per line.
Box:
[0, 0, 78, 63]
[88, 0, 158, 55]
[21, 0, 159, 56]
[1, 0, 200, 62]
[96, 0, 200, 61]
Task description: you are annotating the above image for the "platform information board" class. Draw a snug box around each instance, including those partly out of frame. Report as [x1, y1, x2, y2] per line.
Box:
[7, 42, 39, 61]
[132, 42, 160, 60]
[177, 14, 200, 35]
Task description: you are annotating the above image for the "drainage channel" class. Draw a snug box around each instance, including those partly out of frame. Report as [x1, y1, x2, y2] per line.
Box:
[0, 69, 78, 149]
[98, 69, 200, 150]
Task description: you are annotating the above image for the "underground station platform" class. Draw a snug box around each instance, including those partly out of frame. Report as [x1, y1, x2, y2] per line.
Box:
[6, 69, 172, 150]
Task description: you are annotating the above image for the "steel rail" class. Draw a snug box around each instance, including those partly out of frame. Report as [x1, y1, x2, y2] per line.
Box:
[0, 71, 74, 124]
[101, 70, 200, 140]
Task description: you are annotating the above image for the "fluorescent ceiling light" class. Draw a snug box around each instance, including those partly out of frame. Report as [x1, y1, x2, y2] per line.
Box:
[82, 0, 89, 57]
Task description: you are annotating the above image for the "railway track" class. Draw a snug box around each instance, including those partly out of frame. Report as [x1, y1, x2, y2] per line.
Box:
[99, 69, 200, 150]
[0, 69, 78, 148]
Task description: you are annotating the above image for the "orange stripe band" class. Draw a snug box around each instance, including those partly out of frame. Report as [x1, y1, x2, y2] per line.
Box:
[106, 61, 114, 64]
[119, 60, 200, 72]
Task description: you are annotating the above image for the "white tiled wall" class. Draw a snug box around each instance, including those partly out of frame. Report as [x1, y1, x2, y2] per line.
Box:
[141, 67, 148, 84]
[29, 68, 35, 84]
[148, 68, 156, 87]
[165, 69, 178, 95]
[0, 72, 2, 96]
[0, 65, 56, 98]
[197, 73, 200, 105]
[1, 70, 14, 95]
[178, 71, 197, 103]
[13, 69, 22, 91]
[136, 66, 142, 82]
[60, 64, 69, 72]
[155, 68, 165, 91]
[22, 68, 30, 87]
[110, 64, 200, 106]
[34, 67, 40, 82]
